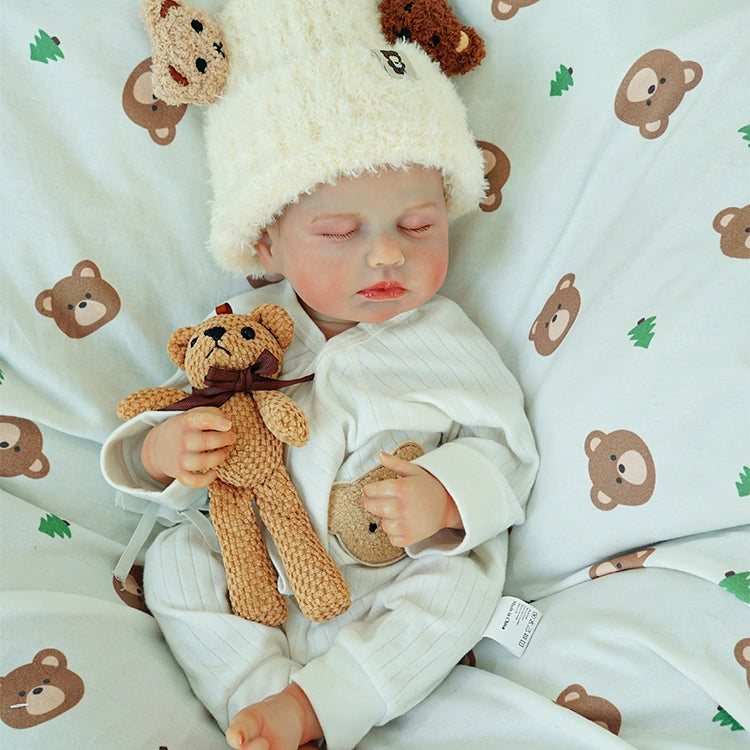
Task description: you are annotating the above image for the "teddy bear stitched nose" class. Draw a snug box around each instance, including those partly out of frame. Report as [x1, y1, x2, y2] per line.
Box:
[204, 326, 226, 342]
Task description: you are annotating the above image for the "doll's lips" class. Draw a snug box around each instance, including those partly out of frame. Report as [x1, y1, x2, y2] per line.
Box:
[357, 281, 406, 300]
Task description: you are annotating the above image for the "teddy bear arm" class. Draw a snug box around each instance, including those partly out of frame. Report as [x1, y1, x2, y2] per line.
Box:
[253, 391, 310, 447]
[117, 387, 188, 420]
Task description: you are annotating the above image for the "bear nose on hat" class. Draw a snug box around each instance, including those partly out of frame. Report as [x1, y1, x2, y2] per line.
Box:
[204, 326, 226, 341]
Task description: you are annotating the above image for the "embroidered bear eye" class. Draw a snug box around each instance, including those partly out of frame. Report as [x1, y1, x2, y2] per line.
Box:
[196, 58, 207, 74]
[190, 337, 198, 348]
[191, 19, 203, 33]
[240, 327, 255, 340]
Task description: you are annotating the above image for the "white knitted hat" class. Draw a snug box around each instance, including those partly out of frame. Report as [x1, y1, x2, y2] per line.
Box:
[205, 0, 486, 277]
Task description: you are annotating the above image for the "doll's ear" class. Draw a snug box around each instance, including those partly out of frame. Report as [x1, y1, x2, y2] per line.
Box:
[166, 325, 197, 368]
[140, 0, 230, 106]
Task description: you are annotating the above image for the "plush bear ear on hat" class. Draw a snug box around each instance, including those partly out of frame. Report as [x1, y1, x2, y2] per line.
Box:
[141, 0, 230, 106]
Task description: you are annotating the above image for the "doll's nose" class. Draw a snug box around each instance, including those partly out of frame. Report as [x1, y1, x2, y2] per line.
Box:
[367, 234, 405, 268]
[204, 326, 226, 342]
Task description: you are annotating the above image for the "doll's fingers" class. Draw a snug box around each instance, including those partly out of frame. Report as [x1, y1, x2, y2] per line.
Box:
[362, 477, 401, 501]
[226, 711, 265, 750]
[175, 467, 218, 488]
[361, 494, 399, 520]
[183, 447, 229, 474]
[183, 427, 236, 453]
[378, 451, 422, 476]
[185, 407, 233, 432]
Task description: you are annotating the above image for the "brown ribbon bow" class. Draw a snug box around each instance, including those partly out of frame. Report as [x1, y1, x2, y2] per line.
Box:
[161, 349, 314, 411]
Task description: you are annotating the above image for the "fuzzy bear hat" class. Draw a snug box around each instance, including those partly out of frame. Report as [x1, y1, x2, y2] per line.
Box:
[196, 0, 486, 277]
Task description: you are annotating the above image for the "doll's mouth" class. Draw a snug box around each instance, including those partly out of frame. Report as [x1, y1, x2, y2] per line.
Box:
[357, 282, 406, 300]
[206, 343, 231, 358]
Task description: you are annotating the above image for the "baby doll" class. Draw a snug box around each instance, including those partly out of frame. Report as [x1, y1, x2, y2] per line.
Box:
[101, 1, 538, 748]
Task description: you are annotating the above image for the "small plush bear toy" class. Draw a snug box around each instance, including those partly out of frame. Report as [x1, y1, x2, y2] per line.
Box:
[117, 302, 351, 625]
[378, 0, 485, 76]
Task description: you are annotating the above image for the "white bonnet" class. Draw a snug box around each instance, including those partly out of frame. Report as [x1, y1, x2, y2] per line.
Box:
[205, 0, 486, 277]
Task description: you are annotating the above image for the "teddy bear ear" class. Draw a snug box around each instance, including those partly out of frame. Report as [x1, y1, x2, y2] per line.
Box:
[167, 325, 198, 367]
[251, 304, 295, 349]
[140, 0, 230, 106]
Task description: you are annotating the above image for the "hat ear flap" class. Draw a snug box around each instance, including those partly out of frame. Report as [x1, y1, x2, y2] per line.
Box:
[251, 304, 295, 349]
[167, 326, 197, 368]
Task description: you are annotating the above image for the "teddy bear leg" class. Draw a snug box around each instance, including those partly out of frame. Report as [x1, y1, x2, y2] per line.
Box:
[209, 480, 288, 626]
[254, 469, 351, 622]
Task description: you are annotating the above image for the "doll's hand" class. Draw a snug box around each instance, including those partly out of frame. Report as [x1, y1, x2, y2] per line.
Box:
[226, 683, 322, 750]
[141, 407, 235, 487]
[361, 452, 462, 547]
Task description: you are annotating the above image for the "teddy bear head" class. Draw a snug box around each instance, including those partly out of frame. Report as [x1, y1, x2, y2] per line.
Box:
[0, 649, 84, 729]
[378, 0, 485, 76]
[614, 49, 702, 139]
[167, 303, 294, 389]
[554, 684, 622, 735]
[141, 0, 230, 105]
[529, 273, 581, 356]
[584, 429, 656, 510]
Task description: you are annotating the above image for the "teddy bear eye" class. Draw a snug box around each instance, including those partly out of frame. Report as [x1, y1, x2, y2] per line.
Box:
[190, 336, 198, 348]
[240, 326, 255, 340]
[196, 58, 207, 74]
[191, 19, 203, 33]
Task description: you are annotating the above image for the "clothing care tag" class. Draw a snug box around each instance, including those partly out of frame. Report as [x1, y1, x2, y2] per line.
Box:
[483, 596, 542, 657]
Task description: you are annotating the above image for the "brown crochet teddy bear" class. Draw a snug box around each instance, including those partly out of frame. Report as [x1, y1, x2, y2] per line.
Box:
[117, 302, 351, 625]
[379, 0, 485, 76]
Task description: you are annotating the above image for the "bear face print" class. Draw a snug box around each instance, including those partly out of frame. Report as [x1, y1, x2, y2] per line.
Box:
[0, 416, 50, 479]
[113, 565, 151, 614]
[0, 649, 84, 729]
[736, 638, 750, 689]
[585, 429, 655, 510]
[123, 58, 188, 146]
[554, 684, 622, 735]
[614, 49, 702, 139]
[529, 273, 581, 356]
[713, 205, 750, 259]
[35, 260, 121, 339]
[477, 140, 511, 213]
[589, 547, 655, 579]
[491, 0, 540, 21]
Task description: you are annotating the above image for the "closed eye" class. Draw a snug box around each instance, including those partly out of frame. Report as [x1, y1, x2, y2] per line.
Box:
[322, 230, 357, 240]
[402, 224, 432, 235]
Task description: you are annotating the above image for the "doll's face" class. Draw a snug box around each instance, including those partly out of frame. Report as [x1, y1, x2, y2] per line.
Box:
[254, 167, 449, 337]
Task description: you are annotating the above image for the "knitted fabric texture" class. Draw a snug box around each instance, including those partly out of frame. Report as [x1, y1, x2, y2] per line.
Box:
[117, 303, 351, 624]
[205, 0, 487, 276]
